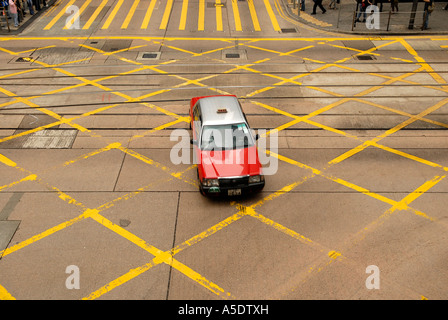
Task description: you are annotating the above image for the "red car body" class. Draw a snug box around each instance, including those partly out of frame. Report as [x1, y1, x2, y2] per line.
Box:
[190, 95, 265, 196]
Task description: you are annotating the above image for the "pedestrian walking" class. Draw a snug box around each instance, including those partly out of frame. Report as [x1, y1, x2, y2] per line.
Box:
[389, 0, 398, 13]
[356, 0, 371, 22]
[422, 0, 434, 30]
[8, 0, 18, 27]
[301, 0, 305, 11]
[311, 0, 326, 14]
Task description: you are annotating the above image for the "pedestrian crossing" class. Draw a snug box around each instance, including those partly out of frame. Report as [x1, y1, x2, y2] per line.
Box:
[43, 0, 282, 32]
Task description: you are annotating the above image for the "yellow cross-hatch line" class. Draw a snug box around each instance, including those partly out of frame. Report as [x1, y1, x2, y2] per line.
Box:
[43, 0, 76, 30]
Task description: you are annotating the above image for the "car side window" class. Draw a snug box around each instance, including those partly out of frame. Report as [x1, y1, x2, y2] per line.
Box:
[193, 103, 202, 140]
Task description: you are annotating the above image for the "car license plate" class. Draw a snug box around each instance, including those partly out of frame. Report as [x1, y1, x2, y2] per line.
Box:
[228, 189, 241, 196]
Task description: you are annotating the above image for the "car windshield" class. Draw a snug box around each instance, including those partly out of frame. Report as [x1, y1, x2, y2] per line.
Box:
[201, 123, 254, 150]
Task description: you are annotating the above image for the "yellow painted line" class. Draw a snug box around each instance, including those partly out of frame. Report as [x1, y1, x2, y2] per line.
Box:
[42, 0, 62, 17]
[263, 0, 281, 31]
[171, 212, 246, 255]
[399, 39, 448, 89]
[0, 211, 91, 258]
[64, 0, 93, 29]
[0, 153, 17, 167]
[101, 0, 124, 30]
[0, 174, 37, 192]
[88, 210, 235, 299]
[230, 0, 242, 31]
[0, 284, 15, 300]
[141, 0, 158, 29]
[394, 175, 445, 214]
[121, 0, 141, 29]
[198, 0, 205, 31]
[160, 0, 174, 30]
[43, 0, 77, 30]
[247, 0, 261, 31]
[179, 0, 188, 30]
[216, 0, 223, 31]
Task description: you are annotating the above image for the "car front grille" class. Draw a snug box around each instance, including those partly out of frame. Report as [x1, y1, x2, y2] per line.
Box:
[218, 176, 249, 188]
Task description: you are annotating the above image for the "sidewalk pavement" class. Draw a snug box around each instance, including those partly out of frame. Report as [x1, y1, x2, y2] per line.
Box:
[0, 0, 56, 35]
[282, 0, 448, 35]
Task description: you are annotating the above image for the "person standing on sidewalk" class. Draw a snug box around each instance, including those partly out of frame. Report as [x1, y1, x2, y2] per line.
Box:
[422, 0, 434, 30]
[311, 0, 326, 14]
[32, 0, 39, 11]
[389, 0, 398, 13]
[8, 0, 18, 27]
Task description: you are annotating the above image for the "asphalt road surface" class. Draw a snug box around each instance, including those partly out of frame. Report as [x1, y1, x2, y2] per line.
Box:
[0, 0, 447, 301]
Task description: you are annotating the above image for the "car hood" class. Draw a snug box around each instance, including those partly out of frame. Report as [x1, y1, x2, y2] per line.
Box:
[199, 146, 262, 178]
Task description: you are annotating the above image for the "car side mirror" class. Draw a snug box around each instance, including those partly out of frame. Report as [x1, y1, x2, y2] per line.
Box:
[255, 134, 260, 141]
[190, 139, 198, 145]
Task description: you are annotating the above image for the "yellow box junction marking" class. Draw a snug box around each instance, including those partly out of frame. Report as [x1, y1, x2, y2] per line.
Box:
[1, 37, 447, 300]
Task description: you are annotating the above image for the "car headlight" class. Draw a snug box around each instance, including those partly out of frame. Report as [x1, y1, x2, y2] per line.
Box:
[202, 179, 219, 187]
[249, 175, 263, 184]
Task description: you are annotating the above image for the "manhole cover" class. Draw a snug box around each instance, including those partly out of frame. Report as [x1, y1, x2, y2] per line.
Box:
[281, 28, 297, 33]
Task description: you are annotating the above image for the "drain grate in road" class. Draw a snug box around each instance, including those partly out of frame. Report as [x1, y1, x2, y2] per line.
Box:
[356, 55, 376, 60]
[137, 52, 161, 61]
[281, 28, 297, 33]
[225, 53, 240, 59]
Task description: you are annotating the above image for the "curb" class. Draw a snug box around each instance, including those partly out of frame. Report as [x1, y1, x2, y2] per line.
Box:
[0, 0, 57, 35]
[279, 0, 448, 36]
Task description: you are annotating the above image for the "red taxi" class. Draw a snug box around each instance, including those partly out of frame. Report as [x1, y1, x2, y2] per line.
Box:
[190, 95, 265, 196]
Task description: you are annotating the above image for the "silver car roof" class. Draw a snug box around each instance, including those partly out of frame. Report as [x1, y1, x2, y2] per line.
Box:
[198, 96, 247, 126]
